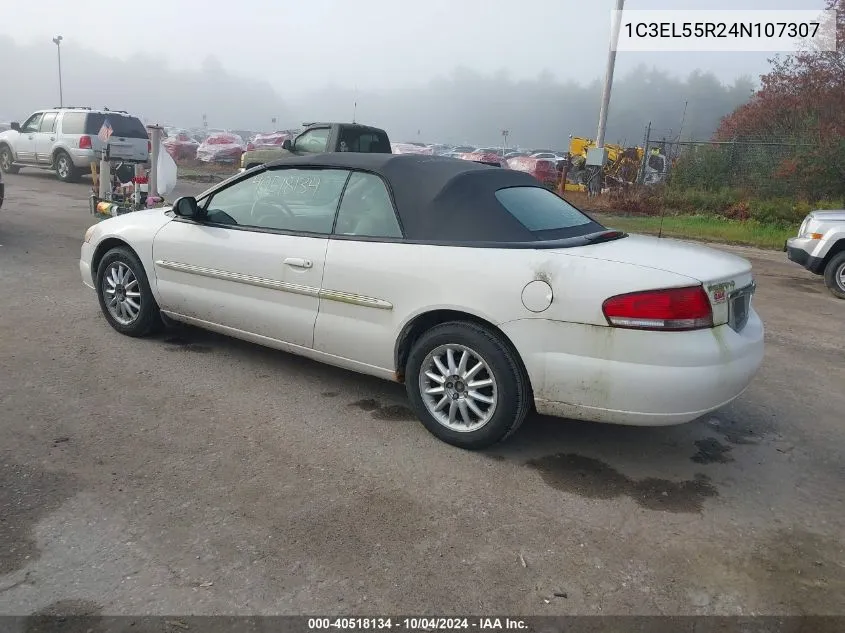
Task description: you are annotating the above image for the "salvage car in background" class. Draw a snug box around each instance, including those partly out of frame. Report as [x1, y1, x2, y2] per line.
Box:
[80, 154, 764, 449]
[247, 131, 294, 151]
[391, 143, 434, 155]
[785, 209, 845, 299]
[460, 151, 507, 167]
[163, 130, 200, 161]
[507, 156, 559, 188]
[196, 132, 245, 164]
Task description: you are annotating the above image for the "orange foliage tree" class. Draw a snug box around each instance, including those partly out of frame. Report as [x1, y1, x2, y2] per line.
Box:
[715, 0, 845, 198]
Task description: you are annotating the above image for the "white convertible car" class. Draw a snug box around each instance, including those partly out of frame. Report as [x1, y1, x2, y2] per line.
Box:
[80, 153, 764, 449]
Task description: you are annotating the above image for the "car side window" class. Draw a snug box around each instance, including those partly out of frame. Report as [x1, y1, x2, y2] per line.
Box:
[201, 168, 350, 235]
[334, 172, 402, 239]
[39, 112, 58, 133]
[59, 112, 86, 135]
[20, 113, 44, 134]
[293, 128, 330, 154]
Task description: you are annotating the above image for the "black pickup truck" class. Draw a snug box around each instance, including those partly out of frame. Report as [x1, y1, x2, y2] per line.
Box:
[240, 122, 392, 170]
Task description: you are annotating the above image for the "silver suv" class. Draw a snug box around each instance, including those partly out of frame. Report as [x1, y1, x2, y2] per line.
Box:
[785, 210, 845, 299]
[0, 107, 150, 183]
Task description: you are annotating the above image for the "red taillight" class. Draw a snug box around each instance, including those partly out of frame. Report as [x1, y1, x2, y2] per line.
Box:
[79, 135, 92, 149]
[148, 140, 152, 152]
[602, 286, 713, 331]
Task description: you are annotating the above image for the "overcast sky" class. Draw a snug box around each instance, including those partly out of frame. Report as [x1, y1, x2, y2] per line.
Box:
[1, 0, 826, 94]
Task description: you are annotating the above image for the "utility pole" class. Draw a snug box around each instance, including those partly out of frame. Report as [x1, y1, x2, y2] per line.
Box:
[52, 36, 63, 107]
[588, 0, 625, 196]
[638, 121, 652, 185]
[595, 0, 624, 148]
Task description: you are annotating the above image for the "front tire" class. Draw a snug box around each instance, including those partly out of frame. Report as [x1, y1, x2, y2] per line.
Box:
[54, 150, 79, 182]
[823, 251, 845, 300]
[405, 321, 532, 449]
[95, 246, 161, 337]
[0, 145, 20, 174]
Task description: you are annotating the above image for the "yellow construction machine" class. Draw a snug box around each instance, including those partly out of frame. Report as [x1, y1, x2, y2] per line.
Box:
[559, 136, 648, 193]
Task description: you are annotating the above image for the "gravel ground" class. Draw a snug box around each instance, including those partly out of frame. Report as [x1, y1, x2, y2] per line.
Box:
[0, 170, 843, 617]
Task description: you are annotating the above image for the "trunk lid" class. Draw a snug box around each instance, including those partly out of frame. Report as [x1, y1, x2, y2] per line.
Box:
[559, 234, 755, 329]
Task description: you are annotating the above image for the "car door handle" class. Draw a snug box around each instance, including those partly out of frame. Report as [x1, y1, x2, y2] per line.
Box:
[50, 137, 55, 141]
[283, 257, 313, 269]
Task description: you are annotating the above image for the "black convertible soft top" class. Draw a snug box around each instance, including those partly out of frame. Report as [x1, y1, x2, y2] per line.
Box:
[262, 153, 607, 244]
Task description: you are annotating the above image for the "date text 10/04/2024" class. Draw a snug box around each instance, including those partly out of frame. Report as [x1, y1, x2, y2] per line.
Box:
[307, 618, 528, 630]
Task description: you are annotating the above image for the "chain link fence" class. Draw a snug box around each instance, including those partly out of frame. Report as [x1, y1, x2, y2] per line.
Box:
[651, 138, 813, 200]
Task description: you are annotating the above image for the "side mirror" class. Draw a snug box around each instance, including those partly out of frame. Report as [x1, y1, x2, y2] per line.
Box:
[10, 122, 20, 132]
[282, 138, 293, 151]
[172, 196, 200, 219]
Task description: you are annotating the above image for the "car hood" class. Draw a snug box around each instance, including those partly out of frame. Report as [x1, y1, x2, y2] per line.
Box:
[809, 210, 845, 222]
[95, 206, 173, 235]
[558, 233, 752, 284]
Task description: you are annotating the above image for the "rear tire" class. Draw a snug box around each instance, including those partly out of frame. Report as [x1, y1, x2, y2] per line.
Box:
[0, 145, 20, 174]
[405, 321, 531, 450]
[54, 150, 79, 183]
[823, 251, 845, 300]
[95, 246, 162, 337]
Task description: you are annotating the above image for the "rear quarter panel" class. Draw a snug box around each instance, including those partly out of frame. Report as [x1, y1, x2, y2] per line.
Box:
[314, 240, 698, 373]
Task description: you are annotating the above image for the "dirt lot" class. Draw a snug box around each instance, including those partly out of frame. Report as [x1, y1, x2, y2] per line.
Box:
[0, 171, 843, 616]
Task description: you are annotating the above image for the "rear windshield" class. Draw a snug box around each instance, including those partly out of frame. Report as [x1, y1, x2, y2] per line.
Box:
[339, 129, 391, 153]
[495, 186, 597, 236]
[61, 112, 148, 138]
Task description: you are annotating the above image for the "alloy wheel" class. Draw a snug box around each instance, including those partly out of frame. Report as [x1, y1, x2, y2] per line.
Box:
[102, 262, 142, 325]
[418, 344, 498, 432]
[57, 156, 70, 179]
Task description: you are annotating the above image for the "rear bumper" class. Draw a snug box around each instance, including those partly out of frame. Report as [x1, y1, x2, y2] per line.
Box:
[786, 237, 826, 274]
[502, 314, 765, 426]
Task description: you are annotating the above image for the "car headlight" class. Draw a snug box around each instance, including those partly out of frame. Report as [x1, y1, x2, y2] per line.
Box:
[798, 218, 810, 237]
[84, 224, 98, 243]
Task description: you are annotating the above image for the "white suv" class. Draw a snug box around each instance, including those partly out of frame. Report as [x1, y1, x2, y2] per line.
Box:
[0, 107, 150, 183]
[785, 210, 845, 299]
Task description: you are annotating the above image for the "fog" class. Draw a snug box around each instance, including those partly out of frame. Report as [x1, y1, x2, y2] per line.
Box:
[0, 0, 825, 147]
